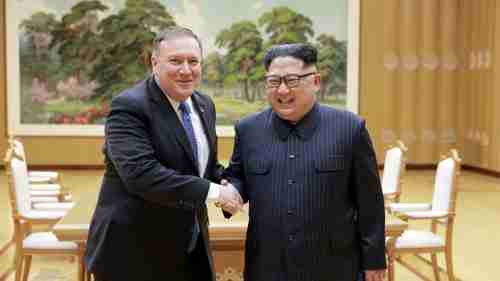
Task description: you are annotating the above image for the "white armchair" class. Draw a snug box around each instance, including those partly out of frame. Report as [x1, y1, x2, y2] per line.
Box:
[9, 138, 60, 183]
[382, 140, 407, 203]
[388, 149, 461, 281]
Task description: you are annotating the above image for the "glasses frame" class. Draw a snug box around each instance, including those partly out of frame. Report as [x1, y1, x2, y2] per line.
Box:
[264, 72, 317, 89]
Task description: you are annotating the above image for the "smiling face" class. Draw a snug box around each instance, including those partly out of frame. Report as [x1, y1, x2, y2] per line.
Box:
[151, 36, 202, 102]
[265, 56, 320, 123]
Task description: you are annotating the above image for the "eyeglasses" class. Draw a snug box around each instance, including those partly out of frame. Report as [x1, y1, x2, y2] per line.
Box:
[264, 72, 317, 89]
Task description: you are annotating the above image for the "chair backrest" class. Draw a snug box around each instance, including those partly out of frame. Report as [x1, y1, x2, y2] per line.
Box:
[9, 157, 33, 217]
[382, 147, 403, 193]
[11, 139, 27, 161]
[382, 141, 407, 194]
[431, 150, 461, 222]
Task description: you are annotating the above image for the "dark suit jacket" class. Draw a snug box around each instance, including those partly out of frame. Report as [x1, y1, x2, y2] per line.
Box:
[224, 103, 386, 281]
[84, 76, 224, 281]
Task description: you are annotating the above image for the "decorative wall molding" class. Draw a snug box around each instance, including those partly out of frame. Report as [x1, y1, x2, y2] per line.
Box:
[421, 53, 440, 70]
[402, 54, 420, 71]
[384, 53, 399, 71]
[216, 267, 243, 281]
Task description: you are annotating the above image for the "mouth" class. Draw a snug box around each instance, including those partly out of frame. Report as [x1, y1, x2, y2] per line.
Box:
[177, 80, 193, 87]
[277, 97, 295, 106]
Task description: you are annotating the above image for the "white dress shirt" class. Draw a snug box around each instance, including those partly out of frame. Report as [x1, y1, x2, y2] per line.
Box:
[160, 85, 220, 202]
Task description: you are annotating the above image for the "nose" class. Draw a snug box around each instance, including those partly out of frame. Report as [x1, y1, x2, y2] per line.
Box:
[178, 61, 191, 74]
[276, 81, 290, 94]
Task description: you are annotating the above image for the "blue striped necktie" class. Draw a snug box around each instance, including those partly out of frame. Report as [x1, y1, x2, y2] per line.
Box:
[178, 101, 200, 253]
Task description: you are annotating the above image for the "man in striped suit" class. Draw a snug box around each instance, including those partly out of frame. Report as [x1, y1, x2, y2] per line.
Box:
[223, 44, 386, 281]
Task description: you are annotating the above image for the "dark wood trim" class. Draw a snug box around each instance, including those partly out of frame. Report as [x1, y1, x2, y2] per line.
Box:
[2, 163, 499, 177]
[462, 165, 500, 178]
[28, 165, 105, 170]
[378, 163, 437, 170]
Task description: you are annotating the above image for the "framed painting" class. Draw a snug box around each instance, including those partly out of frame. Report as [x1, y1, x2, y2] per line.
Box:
[6, 0, 359, 136]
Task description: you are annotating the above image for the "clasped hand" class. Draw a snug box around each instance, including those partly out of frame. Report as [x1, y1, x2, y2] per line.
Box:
[215, 179, 243, 215]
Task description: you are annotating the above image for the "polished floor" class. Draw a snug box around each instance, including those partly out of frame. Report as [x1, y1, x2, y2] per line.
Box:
[1, 169, 499, 281]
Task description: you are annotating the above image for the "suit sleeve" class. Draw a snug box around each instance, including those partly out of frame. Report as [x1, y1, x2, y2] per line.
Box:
[208, 99, 226, 183]
[351, 120, 386, 270]
[105, 94, 210, 209]
[220, 123, 248, 218]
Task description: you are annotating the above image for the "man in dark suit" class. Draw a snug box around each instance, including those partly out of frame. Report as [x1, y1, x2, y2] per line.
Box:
[223, 44, 386, 281]
[84, 26, 242, 281]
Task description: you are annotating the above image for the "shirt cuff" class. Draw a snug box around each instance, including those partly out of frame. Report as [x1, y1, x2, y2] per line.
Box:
[206, 183, 221, 203]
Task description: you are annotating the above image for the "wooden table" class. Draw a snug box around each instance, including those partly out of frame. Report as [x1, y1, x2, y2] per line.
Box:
[54, 192, 407, 281]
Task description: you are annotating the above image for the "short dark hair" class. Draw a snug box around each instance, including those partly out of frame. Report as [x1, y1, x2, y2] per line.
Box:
[263, 43, 317, 70]
[152, 26, 203, 58]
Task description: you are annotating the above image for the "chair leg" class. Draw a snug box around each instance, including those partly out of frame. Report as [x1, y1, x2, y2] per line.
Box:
[14, 253, 24, 281]
[431, 253, 440, 281]
[78, 255, 85, 281]
[21, 255, 32, 281]
[445, 252, 455, 281]
[0, 236, 14, 256]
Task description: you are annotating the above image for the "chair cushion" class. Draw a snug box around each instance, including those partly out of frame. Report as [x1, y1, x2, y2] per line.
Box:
[389, 203, 431, 213]
[30, 190, 60, 196]
[31, 197, 59, 203]
[32, 202, 74, 211]
[23, 232, 78, 250]
[395, 230, 445, 248]
[28, 176, 54, 183]
[24, 210, 67, 220]
[29, 171, 59, 179]
[30, 184, 62, 189]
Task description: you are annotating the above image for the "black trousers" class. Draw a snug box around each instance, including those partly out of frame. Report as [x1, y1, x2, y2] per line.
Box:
[93, 235, 212, 281]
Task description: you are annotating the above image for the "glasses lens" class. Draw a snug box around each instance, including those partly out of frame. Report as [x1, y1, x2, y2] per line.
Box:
[284, 75, 300, 88]
[266, 77, 281, 88]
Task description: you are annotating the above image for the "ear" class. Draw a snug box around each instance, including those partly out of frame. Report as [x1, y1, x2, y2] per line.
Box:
[313, 72, 321, 92]
[151, 55, 159, 74]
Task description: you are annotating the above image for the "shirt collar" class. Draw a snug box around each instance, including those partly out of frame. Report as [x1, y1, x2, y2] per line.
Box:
[154, 75, 193, 118]
[272, 102, 320, 141]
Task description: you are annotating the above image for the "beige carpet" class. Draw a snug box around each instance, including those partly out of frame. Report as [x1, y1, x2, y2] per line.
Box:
[1, 169, 499, 281]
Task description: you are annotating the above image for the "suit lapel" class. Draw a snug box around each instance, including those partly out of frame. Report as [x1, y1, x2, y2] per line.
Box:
[191, 92, 216, 176]
[147, 78, 198, 170]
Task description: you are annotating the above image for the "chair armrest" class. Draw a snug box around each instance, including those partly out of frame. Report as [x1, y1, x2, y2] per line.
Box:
[400, 211, 449, 220]
[388, 203, 431, 213]
[17, 210, 67, 224]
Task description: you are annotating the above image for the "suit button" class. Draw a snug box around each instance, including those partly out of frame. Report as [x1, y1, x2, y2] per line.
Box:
[287, 179, 295, 185]
[289, 154, 296, 159]
[287, 210, 293, 215]
[288, 235, 294, 241]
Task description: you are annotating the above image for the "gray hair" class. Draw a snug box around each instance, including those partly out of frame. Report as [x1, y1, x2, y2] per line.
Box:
[151, 26, 203, 58]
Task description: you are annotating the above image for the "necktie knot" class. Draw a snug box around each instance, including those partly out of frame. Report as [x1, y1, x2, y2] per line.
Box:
[179, 101, 191, 115]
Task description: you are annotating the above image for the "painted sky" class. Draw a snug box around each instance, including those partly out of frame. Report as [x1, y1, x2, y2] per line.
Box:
[13, 0, 348, 54]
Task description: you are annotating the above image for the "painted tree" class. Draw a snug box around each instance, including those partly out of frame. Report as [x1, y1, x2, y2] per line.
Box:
[216, 21, 263, 103]
[20, 12, 60, 83]
[20, 12, 59, 59]
[50, 0, 109, 83]
[203, 52, 226, 97]
[90, 0, 176, 100]
[258, 6, 314, 46]
[316, 34, 347, 101]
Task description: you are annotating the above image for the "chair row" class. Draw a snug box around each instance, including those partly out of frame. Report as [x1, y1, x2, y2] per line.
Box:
[381, 141, 461, 281]
[1, 138, 88, 281]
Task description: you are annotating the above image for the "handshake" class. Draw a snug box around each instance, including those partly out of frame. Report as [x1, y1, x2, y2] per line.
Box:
[214, 179, 244, 215]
